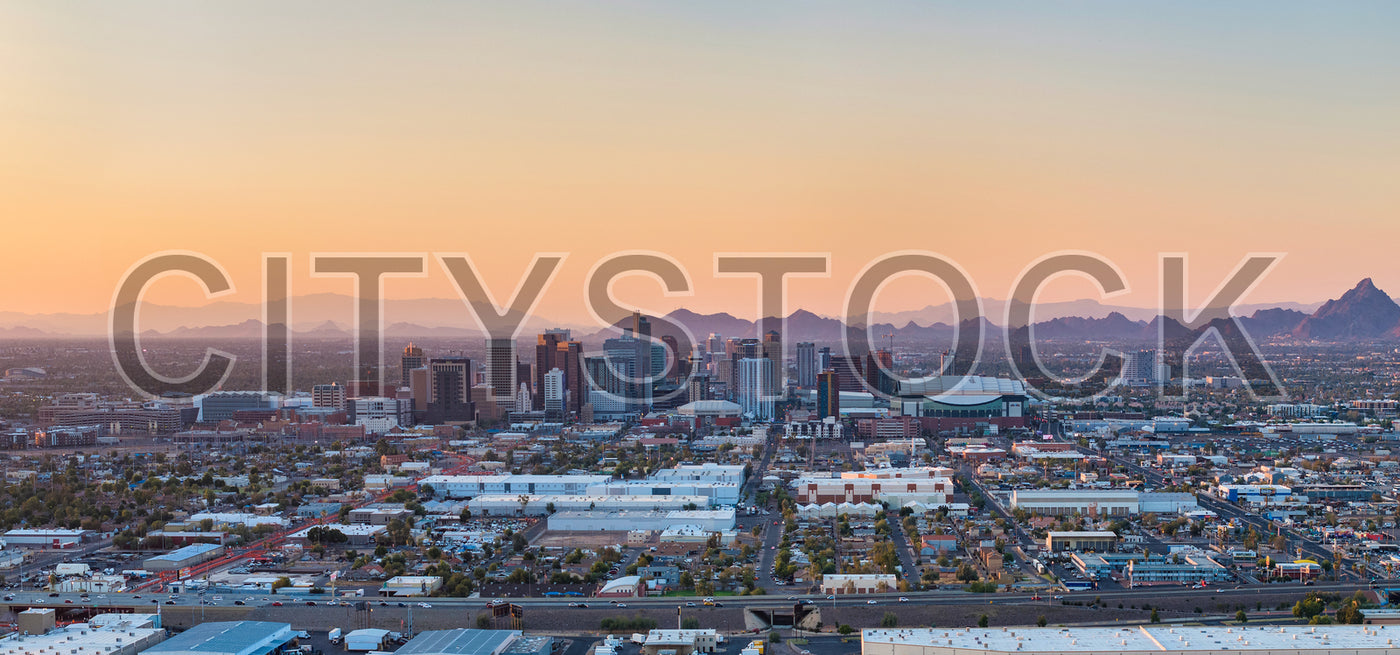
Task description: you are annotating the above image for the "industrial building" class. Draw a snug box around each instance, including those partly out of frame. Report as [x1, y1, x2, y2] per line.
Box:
[144, 543, 225, 572]
[586, 481, 741, 506]
[394, 629, 523, 655]
[420, 474, 613, 499]
[547, 509, 736, 533]
[862, 626, 1400, 655]
[1045, 531, 1119, 553]
[141, 621, 295, 655]
[1009, 490, 1139, 517]
[791, 477, 952, 505]
[1, 528, 93, 548]
[467, 494, 711, 516]
[0, 613, 164, 655]
[382, 575, 444, 596]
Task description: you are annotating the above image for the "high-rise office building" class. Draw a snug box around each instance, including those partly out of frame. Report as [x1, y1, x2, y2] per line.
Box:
[738, 357, 775, 420]
[796, 342, 817, 388]
[762, 330, 783, 392]
[401, 343, 424, 388]
[425, 356, 474, 423]
[601, 333, 651, 413]
[817, 369, 840, 419]
[486, 338, 516, 409]
[558, 339, 584, 417]
[866, 349, 896, 396]
[828, 354, 866, 392]
[312, 383, 346, 409]
[687, 374, 711, 404]
[543, 368, 566, 420]
[534, 329, 570, 410]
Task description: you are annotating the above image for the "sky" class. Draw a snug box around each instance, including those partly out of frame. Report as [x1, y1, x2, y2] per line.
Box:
[2, 2, 1398, 325]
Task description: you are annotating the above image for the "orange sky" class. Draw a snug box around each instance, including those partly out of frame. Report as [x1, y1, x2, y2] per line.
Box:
[2, 3, 1397, 324]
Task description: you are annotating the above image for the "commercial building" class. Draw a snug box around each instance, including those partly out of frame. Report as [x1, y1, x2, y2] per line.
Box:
[312, 383, 346, 409]
[587, 482, 741, 506]
[382, 575, 444, 596]
[2, 528, 93, 548]
[198, 391, 280, 423]
[640, 630, 720, 655]
[792, 477, 952, 505]
[467, 494, 711, 516]
[420, 474, 613, 499]
[286, 524, 385, 547]
[0, 613, 164, 655]
[861, 626, 1400, 655]
[547, 509, 736, 533]
[143, 543, 225, 572]
[1125, 553, 1230, 585]
[821, 573, 898, 595]
[352, 396, 413, 433]
[142, 621, 295, 655]
[1009, 490, 1139, 517]
[396, 629, 523, 655]
[1045, 531, 1119, 553]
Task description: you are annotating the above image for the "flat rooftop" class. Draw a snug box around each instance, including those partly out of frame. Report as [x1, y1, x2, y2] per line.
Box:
[863, 625, 1400, 654]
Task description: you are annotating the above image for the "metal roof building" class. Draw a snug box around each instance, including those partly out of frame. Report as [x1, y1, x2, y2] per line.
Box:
[144, 542, 225, 572]
[394, 629, 521, 655]
[862, 625, 1400, 655]
[141, 621, 294, 655]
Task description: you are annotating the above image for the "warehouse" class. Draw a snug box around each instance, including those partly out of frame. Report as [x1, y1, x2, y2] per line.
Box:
[144, 543, 225, 572]
[586, 481, 742, 506]
[0, 613, 164, 655]
[395, 629, 522, 655]
[861, 626, 1398, 655]
[420, 474, 613, 499]
[468, 494, 710, 516]
[142, 621, 295, 655]
[1045, 531, 1119, 553]
[546, 508, 735, 533]
[1009, 490, 1139, 517]
[1, 528, 93, 548]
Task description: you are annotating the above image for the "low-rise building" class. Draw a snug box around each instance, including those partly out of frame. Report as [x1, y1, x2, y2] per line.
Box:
[821, 573, 897, 594]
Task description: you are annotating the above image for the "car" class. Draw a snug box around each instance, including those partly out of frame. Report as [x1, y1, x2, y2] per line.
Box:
[826, 595, 835, 600]
[165, 600, 175, 605]
[1215, 589, 1224, 593]
[1052, 595, 1064, 600]
[568, 602, 579, 607]
[64, 599, 73, 604]
[712, 602, 724, 608]
[272, 601, 283, 606]
[48, 592, 59, 597]
[616, 603, 628, 608]
[898, 597, 909, 603]
[297, 631, 311, 639]
[133, 595, 141, 599]
[418, 602, 432, 608]
[787, 596, 798, 600]
[1, 595, 10, 601]
[867, 600, 878, 605]
[685, 602, 696, 607]
[306, 601, 316, 606]
[398, 602, 407, 607]
[234, 600, 246, 605]
[150, 599, 158, 604]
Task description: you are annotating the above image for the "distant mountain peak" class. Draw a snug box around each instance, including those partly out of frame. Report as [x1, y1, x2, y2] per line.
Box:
[1293, 278, 1400, 340]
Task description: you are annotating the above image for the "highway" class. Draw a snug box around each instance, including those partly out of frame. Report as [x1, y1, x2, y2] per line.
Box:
[1, 580, 1381, 613]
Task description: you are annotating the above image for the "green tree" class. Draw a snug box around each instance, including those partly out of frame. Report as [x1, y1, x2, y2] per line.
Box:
[1150, 609, 1160, 623]
[978, 615, 989, 628]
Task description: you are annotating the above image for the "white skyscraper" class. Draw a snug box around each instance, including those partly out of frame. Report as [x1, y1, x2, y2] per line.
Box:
[738, 357, 774, 420]
[544, 368, 565, 419]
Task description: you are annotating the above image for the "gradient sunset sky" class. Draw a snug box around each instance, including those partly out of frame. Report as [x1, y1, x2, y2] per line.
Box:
[2, 3, 1397, 325]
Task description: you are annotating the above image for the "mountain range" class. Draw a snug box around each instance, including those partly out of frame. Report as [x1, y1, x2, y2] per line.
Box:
[3, 280, 1400, 343]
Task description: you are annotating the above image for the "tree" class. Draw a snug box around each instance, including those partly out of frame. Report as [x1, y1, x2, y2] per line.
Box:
[1036, 615, 1047, 627]
[1293, 596, 1326, 619]
[1335, 600, 1365, 625]
[1150, 609, 1160, 623]
[1235, 609, 1247, 623]
[838, 625, 854, 635]
[956, 563, 979, 583]
[880, 612, 898, 628]
[978, 615, 989, 628]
